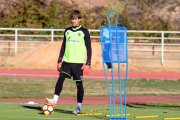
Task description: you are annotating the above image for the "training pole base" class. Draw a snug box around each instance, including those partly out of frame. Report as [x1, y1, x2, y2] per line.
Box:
[110, 117, 127, 120]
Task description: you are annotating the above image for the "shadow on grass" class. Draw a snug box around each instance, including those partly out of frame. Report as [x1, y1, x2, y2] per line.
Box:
[55, 109, 107, 119]
[22, 105, 43, 115]
[22, 105, 41, 111]
[22, 105, 74, 115]
[21, 105, 108, 119]
[127, 103, 180, 110]
[55, 108, 73, 114]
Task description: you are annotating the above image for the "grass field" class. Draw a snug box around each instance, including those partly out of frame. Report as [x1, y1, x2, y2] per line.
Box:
[0, 102, 179, 120]
[0, 76, 180, 98]
[0, 76, 180, 120]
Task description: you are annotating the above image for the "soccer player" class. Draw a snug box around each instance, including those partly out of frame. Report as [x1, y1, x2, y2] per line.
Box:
[46, 10, 92, 114]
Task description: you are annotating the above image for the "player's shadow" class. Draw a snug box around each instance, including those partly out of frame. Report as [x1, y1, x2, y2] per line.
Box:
[55, 109, 74, 114]
[22, 105, 76, 115]
[22, 105, 107, 119]
[22, 105, 44, 115]
[22, 105, 41, 111]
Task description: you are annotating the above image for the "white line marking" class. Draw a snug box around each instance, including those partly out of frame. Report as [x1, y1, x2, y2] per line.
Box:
[0, 73, 107, 79]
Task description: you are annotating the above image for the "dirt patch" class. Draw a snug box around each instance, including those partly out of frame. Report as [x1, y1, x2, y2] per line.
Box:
[0, 41, 138, 71]
[0, 41, 179, 73]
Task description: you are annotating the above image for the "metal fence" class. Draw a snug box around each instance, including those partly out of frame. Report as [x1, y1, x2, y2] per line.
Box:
[0, 28, 180, 65]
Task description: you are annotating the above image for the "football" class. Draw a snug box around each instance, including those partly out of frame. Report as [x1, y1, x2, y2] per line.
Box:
[41, 103, 54, 115]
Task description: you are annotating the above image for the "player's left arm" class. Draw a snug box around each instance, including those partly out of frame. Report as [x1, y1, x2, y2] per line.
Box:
[82, 28, 92, 70]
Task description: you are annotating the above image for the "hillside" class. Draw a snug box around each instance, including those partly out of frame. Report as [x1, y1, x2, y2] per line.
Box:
[0, 0, 179, 72]
[0, 0, 179, 30]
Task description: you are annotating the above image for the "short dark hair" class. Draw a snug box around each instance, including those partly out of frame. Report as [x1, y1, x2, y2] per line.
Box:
[70, 10, 81, 20]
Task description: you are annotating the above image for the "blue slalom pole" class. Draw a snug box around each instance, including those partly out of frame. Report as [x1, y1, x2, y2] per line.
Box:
[100, 9, 128, 120]
[106, 9, 119, 118]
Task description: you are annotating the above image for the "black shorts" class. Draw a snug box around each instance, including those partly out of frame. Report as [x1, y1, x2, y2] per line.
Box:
[60, 62, 83, 80]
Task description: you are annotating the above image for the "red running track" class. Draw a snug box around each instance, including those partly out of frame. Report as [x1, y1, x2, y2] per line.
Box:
[0, 69, 180, 80]
[0, 69, 180, 104]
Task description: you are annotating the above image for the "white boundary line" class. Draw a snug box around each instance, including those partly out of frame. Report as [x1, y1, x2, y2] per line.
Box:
[0, 73, 107, 79]
[0, 73, 58, 78]
[0, 73, 178, 80]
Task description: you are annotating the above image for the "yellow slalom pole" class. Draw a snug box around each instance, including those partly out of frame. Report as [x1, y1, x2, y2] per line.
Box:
[164, 118, 180, 120]
[77, 113, 103, 117]
[94, 113, 103, 116]
[106, 114, 131, 117]
[135, 115, 159, 119]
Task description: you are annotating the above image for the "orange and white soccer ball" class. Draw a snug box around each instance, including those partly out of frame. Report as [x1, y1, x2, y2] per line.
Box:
[41, 103, 54, 115]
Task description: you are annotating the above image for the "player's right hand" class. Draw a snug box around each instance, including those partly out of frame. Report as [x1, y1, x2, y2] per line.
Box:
[81, 64, 90, 74]
[57, 63, 62, 72]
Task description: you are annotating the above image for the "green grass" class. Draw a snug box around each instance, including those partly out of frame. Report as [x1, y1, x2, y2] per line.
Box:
[0, 76, 180, 120]
[0, 102, 179, 120]
[0, 76, 180, 98]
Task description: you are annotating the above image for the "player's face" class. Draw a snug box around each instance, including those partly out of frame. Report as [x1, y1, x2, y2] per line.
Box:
[71, 17, 81, 27]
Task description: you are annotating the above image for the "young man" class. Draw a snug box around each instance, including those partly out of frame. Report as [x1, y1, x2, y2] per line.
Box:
[46, 10, 92, 114]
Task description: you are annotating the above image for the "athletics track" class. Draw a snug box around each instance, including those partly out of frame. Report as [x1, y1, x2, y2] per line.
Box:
[0, 69, 180, 104]
[0, 69, 180, 80]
